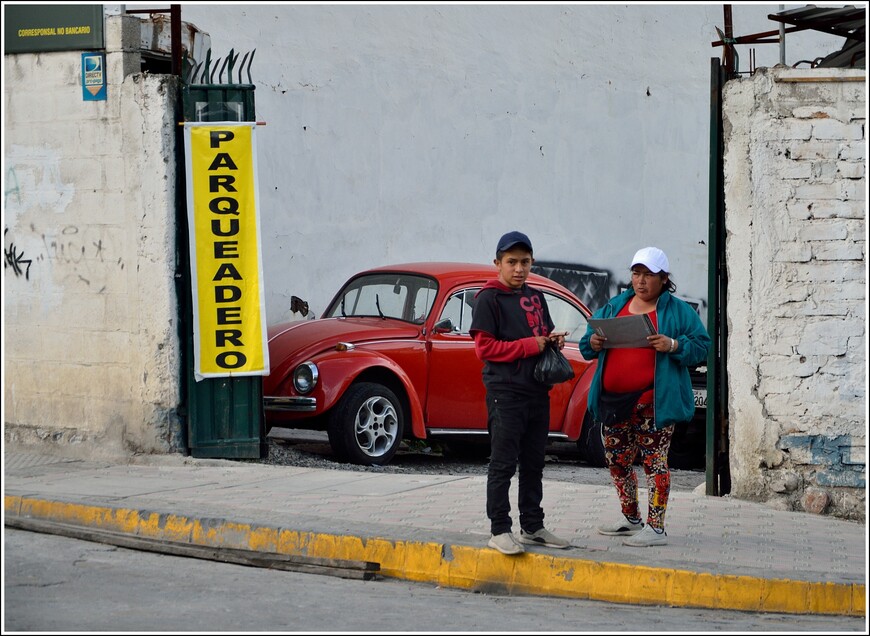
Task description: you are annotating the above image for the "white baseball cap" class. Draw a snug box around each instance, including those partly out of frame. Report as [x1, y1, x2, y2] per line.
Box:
[631, 246, 670, 274]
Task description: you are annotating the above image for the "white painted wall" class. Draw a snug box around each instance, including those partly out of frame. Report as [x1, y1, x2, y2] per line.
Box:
[3, 16, 182, 458]
[178, 3, 842, 323]
[723, 67, 865, 521]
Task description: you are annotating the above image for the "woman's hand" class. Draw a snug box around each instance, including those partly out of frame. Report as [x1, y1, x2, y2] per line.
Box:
[590, 333, 606, 352]
[648, 334, 678, 353]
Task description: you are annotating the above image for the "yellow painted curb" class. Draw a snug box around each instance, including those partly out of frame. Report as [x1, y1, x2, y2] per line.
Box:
[5, 496, 864, 617]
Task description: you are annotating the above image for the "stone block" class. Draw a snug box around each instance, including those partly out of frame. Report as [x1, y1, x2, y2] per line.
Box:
[801, 488, 829, 514]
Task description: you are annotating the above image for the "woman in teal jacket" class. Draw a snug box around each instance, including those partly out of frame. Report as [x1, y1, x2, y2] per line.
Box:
[578, 247, 710, 547]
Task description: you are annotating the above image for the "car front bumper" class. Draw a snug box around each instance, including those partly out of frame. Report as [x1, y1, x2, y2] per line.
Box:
[263, 396, 317, 412]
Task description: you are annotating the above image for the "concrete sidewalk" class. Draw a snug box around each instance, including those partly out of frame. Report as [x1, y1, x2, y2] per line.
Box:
[3, 448, 866, 617]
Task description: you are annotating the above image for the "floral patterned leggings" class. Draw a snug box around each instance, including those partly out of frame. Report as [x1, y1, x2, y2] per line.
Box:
[602, 401, 674, 531]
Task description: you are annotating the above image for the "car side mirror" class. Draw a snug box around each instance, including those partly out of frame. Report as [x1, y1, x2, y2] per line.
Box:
[432, 318, 454, 333]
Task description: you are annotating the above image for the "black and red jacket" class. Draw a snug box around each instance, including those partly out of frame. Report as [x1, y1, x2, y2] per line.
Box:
[469, 279, 555, 396]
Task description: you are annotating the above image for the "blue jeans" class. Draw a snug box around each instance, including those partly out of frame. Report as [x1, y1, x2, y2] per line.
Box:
[486, 392, 550, 535]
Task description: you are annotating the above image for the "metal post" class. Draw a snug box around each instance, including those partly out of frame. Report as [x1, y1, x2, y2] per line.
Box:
[706, 58, 731, 497]
[723, 5, 734, 77]
[779, 5, 786, 65]
[171, 4, 181, 76]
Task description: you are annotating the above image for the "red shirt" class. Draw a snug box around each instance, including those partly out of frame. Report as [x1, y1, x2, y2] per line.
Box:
[601, 302, 657, 402]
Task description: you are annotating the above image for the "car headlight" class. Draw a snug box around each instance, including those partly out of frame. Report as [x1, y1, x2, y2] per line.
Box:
[293, 362, 319, 394]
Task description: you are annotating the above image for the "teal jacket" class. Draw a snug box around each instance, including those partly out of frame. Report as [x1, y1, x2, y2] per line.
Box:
[578, 288, 711, 429]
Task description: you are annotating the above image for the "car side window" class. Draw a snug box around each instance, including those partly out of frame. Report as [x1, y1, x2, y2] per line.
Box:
[544, 292, 588, 343]
[438, 288, 479, 335]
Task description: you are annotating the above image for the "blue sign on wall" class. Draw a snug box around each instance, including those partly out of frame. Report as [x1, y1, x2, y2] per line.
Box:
[82, 52, 106, 101]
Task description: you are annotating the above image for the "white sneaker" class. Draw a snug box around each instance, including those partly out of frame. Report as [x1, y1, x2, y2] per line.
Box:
[488, 532, 524, 555]
[622, 524, 668, 547]
[597, 515, 644, 536]
[518, 527, 571, 549]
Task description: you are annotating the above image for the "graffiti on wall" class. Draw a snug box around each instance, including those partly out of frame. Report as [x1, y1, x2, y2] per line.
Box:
[532, 260, 707, 324]
[4, 223, 125, 291]
[532, 261, 613, 311]
[4, 228, 33, 280]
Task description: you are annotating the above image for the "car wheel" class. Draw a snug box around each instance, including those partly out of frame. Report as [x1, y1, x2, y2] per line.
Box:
[578, 413, 607, 468]
[327, 382, 404, 466]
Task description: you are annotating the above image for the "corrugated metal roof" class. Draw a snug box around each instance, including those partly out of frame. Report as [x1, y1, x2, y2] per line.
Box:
[768, 4, 865, 68]
[768, 5, 865, 40]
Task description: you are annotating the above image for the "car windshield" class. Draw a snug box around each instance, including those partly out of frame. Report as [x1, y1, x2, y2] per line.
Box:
[324, 273, 438, 323]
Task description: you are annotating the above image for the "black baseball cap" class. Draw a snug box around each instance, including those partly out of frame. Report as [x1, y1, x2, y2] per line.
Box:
[496, 231, 533, 255]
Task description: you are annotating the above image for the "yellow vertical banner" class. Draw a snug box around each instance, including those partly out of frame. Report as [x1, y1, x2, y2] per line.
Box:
[183, 122, 269, 381]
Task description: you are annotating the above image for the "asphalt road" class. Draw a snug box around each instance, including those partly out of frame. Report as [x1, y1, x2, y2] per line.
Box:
[5, 528, 864, 633]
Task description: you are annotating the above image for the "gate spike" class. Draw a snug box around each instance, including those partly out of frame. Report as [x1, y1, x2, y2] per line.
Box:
[246, 49, 256, 84]
[209, 56, 221, 83]
[226, 48, 237, 84]
[217, 56, 229, 84]
[237, 52, 250, 84]
[201, 48, 212, 84]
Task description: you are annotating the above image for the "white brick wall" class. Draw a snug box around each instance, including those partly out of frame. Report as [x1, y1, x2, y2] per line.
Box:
[3, 16, 182, 459]
[723, 67, 866, 521]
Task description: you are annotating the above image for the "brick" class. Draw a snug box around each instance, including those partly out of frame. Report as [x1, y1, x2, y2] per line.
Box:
[812, 119, 863, 140]
[791, 106, 836, 119]
[786, 200, 815, 220]
[779, 119, 814, 140]
[772, 243, 812, 262]
[801, 199, 864, 219]
[793, 182, 842, 200]
[779, 161, 813, 179]
[839, 180, 865, 200]
[773, 301, 853, 319]
[837, 161, 865, 178]
[786, 140, 839, 160]
[812, 280, 867, 302]
[759, 355, 817, 379]
[842, 445, 866, 465]
[839, 143, 866, 161]
[812, 160, 839, 180]
[797, 220, 849, 241]
[815, 468, 866, 488]
[797, 331, 848, 357]
[812, 241, 864, 261]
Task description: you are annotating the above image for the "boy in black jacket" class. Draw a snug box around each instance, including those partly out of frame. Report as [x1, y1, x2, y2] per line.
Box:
[469, 231, 571, 555]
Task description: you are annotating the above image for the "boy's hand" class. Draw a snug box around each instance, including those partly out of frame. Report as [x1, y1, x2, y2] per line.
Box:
[549, 331, 567, 350]
[534, 335, 550, 352]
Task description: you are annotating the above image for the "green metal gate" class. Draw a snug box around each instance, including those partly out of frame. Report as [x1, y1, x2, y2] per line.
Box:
[177, 54, 266, 459]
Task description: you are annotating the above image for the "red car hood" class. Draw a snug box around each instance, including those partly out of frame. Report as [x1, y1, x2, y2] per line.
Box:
[267, 317, 420, 378]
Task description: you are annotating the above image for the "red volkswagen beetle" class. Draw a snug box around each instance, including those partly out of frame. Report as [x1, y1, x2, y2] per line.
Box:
[264, 262, 600, 466]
